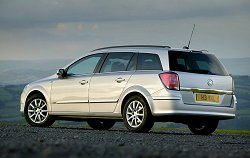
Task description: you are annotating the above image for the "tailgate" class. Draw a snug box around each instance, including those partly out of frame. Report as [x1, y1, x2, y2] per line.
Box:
[178, 72, 233, 107]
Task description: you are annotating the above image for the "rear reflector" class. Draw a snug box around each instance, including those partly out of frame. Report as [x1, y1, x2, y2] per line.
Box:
[159, 72, 179, 90]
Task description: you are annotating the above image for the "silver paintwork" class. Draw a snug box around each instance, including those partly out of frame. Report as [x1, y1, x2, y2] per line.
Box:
[20, 46, 237, 123]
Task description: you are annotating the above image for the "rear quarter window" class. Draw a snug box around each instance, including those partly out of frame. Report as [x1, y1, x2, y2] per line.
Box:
[100, 52, 134, 73]
[137, 53, 162, 70]
[168, 51, 228, 76]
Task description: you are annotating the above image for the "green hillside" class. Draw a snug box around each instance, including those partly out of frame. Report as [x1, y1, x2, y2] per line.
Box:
[0, 85, 25, 121]
[0, 76, 250, 129]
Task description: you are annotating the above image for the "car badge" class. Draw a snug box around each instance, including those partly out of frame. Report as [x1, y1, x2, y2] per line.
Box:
[207, 79, 213, 87]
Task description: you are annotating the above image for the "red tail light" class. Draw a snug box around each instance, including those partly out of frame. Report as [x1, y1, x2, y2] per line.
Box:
[159, 72, 179, 90]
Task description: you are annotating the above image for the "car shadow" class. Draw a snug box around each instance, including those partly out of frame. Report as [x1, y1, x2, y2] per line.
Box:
[47, 125, 195, 136]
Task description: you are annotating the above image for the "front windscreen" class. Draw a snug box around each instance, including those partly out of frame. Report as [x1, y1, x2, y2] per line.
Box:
[168, 51, 229, 76]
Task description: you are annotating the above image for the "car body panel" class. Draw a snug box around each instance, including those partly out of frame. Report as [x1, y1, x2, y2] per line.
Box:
[89, 71, 134, 112]
[177, 71, 233, 107]
[50, 75, 91, 113]
[152, 98, 236, 118]
[20, 75, 56, 114]
[114, 85, 154, 115]
[20, 46, 237, 122]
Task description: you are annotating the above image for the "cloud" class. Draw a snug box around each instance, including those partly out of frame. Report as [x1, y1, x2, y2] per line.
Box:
[0, 0, 250, 29]
[56, 23, 67, 32]
[77, 23, 84, 31]
[91, 24, 99, 30]
[0, 0, 250, 60]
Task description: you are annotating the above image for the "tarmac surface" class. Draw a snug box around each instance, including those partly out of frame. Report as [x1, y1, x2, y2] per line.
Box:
[0, 124, 249, 158]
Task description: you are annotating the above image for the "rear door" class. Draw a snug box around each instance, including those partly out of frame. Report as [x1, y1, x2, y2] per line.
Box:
[89, 52, 135, 112]
[168, 51, 233, 107]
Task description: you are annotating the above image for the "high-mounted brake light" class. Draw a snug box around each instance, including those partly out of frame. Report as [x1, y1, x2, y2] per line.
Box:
[159, 72, 180, 90]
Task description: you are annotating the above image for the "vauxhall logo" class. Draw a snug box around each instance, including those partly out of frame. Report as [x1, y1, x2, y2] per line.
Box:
[207, 79, 213, 87]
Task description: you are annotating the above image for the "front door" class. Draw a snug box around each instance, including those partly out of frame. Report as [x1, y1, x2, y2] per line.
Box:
[51, 75, 91, 113]
[51, 53, 103, 113]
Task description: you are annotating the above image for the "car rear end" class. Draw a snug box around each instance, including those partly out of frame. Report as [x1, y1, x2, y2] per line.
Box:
[152, 49, 236, 119]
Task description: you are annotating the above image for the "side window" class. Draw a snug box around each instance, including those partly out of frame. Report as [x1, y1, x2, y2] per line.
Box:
[137, 53, 162, 70]
[67, 54, 103, 76]
[127, 54, 137, 71]
[100, 52, 134, 73]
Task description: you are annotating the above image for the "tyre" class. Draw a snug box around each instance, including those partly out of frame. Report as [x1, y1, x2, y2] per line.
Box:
[24, 94, 55, 127]
[87, 119, 116, 130]
[188, 120, 219, 135]
[123, 95, 154, 132]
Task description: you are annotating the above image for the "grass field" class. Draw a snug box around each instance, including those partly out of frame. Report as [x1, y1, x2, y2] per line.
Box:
[0, 75, 250, 129]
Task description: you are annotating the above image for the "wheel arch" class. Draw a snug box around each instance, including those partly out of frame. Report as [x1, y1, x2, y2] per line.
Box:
[25, 87, 51, 111]
[26, 90, 45, 102]
[115, 86, 154, 116]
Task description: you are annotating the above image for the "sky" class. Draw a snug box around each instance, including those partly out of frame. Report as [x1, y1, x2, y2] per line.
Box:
[0, 0, 250, 60]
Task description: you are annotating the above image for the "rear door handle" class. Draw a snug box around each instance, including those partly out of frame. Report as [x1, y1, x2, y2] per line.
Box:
[115, 77, 125, 83]
[79, 80, 88, 85]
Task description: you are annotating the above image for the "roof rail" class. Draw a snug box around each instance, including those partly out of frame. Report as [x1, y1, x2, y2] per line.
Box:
[200, 50, 208, 52]
[92, 45, 171, 52]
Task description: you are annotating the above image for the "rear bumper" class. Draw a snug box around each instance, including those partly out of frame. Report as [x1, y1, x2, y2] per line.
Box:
[151, 96, 236, 120]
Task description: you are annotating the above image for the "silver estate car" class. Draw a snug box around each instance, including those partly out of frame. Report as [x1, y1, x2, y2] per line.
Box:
[20, 45, 237, 135]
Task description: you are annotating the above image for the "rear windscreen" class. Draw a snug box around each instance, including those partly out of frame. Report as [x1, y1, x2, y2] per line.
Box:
[168, 51, 228, 76]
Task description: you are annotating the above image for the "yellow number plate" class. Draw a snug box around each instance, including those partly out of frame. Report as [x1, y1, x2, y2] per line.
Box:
[196, 93, 220, 103]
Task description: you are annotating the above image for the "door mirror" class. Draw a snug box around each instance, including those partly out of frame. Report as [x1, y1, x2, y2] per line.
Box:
[57, 69, 67, 78]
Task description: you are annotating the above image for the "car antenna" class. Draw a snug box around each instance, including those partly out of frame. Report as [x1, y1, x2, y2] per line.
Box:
[183, 24, 196, 49]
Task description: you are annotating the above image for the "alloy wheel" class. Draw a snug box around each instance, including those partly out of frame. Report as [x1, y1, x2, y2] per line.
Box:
[27, 99, 48, 124]
[126, 100, 144, 128]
